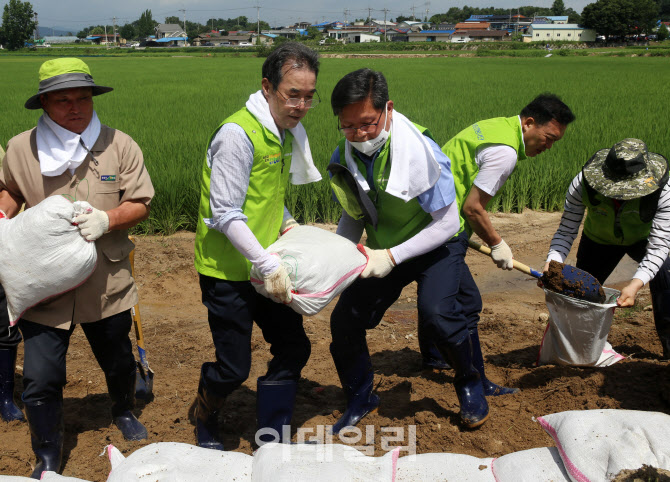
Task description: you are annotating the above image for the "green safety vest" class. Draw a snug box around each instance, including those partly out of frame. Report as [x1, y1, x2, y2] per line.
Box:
[334, 124, 434, 250]
[194, 107, 293, 281]
[582, 187, 652, 246]
[441, 116, 526, 236]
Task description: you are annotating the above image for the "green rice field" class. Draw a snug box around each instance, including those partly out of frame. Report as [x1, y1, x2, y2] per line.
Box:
[1, 55, 668, 234]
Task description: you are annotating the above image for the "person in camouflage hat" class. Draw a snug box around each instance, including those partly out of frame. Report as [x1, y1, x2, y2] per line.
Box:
[545, 138, 670, 358]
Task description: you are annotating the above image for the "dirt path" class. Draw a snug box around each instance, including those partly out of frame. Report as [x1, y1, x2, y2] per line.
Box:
[1, 210, 668, 480]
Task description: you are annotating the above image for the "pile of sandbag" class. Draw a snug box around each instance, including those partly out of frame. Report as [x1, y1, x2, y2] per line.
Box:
[2, 410, 669, 481]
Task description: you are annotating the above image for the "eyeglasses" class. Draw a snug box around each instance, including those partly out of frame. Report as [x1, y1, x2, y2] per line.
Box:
[337, 108, 384, 135]
[276, 89, 320, 109]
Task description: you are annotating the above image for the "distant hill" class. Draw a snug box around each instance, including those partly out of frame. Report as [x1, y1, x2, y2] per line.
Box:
[39, 26, 75, 37]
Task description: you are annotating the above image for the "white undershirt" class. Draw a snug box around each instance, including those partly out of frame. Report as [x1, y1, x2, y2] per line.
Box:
[473, 144, 518, 197]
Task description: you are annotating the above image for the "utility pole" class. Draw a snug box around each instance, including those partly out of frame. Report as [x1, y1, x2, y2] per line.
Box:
[344, 8, 350, 27]
[256, 3, 260, 35]
[179, 8, 186, 35]
[383, 8, 389, 41]
[104, 24, 108, 48]
[411, 5, 416, 21]
[425, 1, 431, 23]
[367, 6, 373, 32]
[113, 17, 117, 45]
[33, 12, 38, 41]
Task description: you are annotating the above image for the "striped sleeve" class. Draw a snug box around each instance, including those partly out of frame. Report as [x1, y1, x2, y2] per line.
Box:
[546, 173, 585, 263]
[634, 182, 670, 284]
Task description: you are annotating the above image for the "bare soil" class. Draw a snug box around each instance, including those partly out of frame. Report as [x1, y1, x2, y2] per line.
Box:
[1, 210, 669, 480]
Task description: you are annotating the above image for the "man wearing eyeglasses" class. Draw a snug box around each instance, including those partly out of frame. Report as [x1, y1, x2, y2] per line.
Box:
[192, 43, 322, 450]
[326, 68, 494, 431]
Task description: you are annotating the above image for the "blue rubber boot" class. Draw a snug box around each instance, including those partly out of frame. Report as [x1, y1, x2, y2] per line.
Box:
[108, 370, 148, 441]
[0, 347, 25, 422]
[470, 328, 519, 396]
[25, 399, 63, 479]
[256, 378, 297, 445]
[330, 344, 380, 435]
[193, 378, 225, 451]
[438, 334, 489, 429]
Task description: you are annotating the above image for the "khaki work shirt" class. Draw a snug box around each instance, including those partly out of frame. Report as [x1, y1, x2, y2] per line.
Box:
[0, 125, 154, 329]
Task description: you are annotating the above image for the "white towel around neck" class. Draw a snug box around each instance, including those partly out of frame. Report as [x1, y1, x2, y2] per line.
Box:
[36, 111, 101, 177]
[343, 110, 441, 201]
[245, 90, 322, 185]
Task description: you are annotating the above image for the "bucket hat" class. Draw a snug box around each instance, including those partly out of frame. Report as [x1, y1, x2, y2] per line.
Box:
[582, 138, 668, 200]
[25, 58, 113, 110]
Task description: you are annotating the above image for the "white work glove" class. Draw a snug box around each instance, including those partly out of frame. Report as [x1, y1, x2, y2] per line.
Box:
[361, 247, 395, 278]
[73, 206, 109, 241]
[490, 239, 514, 270]
[280, 216, 299, 236]
[263, 262, 294, 303]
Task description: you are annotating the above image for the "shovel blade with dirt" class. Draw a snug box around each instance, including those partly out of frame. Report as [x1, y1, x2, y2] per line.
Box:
[468, 240, 605, 303]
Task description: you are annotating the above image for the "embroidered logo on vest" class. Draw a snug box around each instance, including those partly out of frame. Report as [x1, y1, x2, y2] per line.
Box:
[100, 175, 117, 181]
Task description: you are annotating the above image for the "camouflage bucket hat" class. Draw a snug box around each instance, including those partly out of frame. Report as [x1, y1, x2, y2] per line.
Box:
[25, 58, 113, 110]
[582, 138, 668, 200]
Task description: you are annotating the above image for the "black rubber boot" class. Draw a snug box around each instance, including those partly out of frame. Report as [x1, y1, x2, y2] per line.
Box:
[652, 289, 670, 360]
[419, 322, 451, 371]
[330, 344, 380, 435]
[25, 399, 63, 479]
[0, 347, 25, 422]
[192, 378, 226, 451]
[107, 370, 148, 441]
[437, 334, 489, 429]
[469, 328, 519, 396]
[256, 378, 297, 445]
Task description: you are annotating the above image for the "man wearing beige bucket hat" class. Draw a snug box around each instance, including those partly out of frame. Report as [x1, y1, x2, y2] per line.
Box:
[545, 138, 670, 358]
[0, 58, 154, 478]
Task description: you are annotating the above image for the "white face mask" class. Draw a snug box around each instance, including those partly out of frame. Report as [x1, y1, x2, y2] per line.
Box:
[350, 104, 390, 156]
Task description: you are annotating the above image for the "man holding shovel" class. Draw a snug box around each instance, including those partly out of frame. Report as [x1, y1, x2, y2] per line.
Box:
[417, 94, 576, 374]
[545, 139, 670, 358]
[192, 43, 322, 450]
[0, 58, 154, 478]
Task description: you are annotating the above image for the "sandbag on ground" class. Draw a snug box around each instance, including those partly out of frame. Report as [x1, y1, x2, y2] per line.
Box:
[105, 442, 253, 481]
[395, 453, 495, 481]
[537, 287, 624, 367]
[251, 443, 398, 481]
[250, 225, 367, 316]
[537, 409, 670, 482]
[492, 447, 570, 482]
[0, 195, 97, 324]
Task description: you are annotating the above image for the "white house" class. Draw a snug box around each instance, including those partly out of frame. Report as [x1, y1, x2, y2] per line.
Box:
[526, 23, 596, 41]
[341, 32, 380, 43]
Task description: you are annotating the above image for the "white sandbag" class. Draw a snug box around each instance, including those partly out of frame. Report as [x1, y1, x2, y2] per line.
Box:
[537, 409, 670, 482]
[250, 226, 368, 316]
[41, 473, 92, 481]
[251, 443, 397, 481]
[492, 447, 570, 482]
[395, 453, 495, 481]
[105, 442, 253, 481]
[0, 196, 97, 324]
[537, 288, 625, 367]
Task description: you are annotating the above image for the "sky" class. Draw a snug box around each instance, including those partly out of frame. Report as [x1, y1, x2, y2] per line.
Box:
[24, 0, 588, 33]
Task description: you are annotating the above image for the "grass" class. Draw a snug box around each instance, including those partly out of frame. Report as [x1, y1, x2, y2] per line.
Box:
[1, 55, 669, 234]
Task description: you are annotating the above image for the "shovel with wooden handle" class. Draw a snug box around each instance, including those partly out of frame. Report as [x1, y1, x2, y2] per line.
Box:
[467, 239, 605, 303]
[129, 237, 154, 400]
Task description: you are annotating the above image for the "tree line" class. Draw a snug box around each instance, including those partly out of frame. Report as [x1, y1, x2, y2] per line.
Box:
[2, 0, 670, 50]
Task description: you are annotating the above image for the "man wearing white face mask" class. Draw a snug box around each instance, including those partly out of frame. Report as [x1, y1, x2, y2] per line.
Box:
[326, 68, 494, 431]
